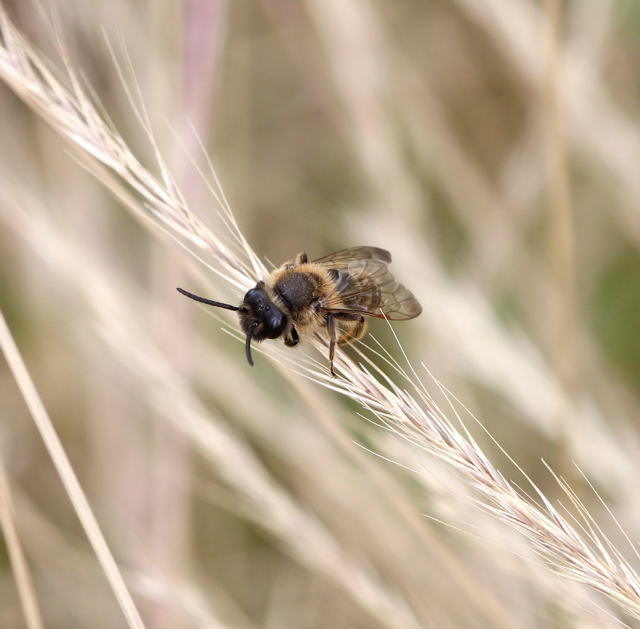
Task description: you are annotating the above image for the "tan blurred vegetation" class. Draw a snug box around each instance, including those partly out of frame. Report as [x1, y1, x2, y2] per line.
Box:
[1, 1, 640, 627]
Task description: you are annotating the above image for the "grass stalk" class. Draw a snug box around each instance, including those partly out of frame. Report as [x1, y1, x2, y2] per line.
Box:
[544, 0, 578, 493]
[0, 308, 145, 629]
[0, 451, 44, 629]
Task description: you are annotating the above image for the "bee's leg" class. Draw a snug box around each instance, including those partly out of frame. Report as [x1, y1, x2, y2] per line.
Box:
[326, 314, 337, 377]
[337, 316, 367, 346]
[284, 326, 299, 347]
[284, 253, 308, 270]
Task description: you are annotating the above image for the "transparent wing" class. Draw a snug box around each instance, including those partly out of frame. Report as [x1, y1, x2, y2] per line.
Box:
[313, 246, 392, 268]
[313, 248, 422, 320]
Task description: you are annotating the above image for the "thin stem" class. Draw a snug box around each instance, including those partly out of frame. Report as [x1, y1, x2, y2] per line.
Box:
[0, 452, 44, 629]
[544, 0, 578, 490]
[0, 308, 145, 629]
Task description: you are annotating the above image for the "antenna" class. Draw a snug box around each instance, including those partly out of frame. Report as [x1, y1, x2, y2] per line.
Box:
[176, 287, 247, 312]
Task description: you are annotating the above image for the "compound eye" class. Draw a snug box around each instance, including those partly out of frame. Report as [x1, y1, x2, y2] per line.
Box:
[265, 310, 285, 338]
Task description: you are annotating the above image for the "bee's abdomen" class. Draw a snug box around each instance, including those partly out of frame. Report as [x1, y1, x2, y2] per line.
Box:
[274, 272, 318, 311]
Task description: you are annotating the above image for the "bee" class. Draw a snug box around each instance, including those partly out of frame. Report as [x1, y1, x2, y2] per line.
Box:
[177, 246, 421, 376]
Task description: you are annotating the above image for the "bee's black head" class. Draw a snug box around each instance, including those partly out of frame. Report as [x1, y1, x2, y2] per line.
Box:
[176, 284, 286, 366]
[239, 283, 286, 347]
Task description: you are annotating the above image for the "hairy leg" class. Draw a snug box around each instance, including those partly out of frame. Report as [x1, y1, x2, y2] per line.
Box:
[326, 314, 336, 377]
[284, 252, 308, 270]
[284, 326, 299, 347]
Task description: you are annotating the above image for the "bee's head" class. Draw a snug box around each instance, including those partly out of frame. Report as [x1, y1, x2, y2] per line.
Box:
[238, 283, 287, 355]
[176, 283, 286, 367]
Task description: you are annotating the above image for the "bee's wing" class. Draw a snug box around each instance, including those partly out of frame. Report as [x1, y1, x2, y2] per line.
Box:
[313, 246, 392, 267]
[313, 248, 422, 321]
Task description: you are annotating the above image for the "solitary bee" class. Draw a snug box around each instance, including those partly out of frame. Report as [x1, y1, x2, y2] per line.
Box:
[177, 246, 421, 376]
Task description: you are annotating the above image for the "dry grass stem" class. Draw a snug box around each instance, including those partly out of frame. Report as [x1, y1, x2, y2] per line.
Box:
[0, 308, 145, 629]
[544, 0, 578, 490]
[0, 452, 44, 629]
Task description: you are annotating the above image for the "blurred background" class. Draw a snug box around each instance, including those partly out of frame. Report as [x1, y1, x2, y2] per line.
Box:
[1, 1, 640, 627]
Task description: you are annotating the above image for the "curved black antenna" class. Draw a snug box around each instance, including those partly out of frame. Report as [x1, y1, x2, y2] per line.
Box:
[245, 322, 258, 366]
[177, 287, 247, 312]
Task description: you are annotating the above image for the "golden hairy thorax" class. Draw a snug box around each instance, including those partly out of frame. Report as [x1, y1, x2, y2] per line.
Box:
[266, 263, 343, 330]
